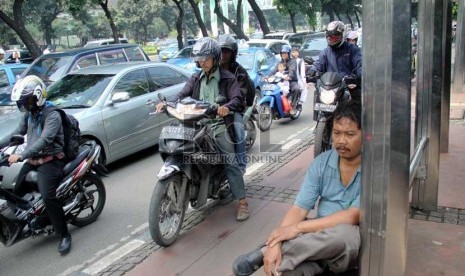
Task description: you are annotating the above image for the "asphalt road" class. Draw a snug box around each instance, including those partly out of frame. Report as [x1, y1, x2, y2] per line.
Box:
[0, 89, 315, 276]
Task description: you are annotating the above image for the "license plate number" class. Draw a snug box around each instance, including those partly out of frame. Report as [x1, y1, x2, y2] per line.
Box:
[159, 126, 195, 140]
[314, 103, 336, 112]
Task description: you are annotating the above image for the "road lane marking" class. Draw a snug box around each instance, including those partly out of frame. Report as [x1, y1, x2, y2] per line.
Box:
[281, 139, 302, 150]
[82, 239, 145, 275]
[245, 162, 265, 176]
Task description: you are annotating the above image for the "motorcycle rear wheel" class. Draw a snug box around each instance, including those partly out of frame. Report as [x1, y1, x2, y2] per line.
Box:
[149, 175, 187, 247]
[258, 103, 273, 131]
[69, 174, 106, 227]
[314, 121, 331, 158]
[244, 119, 257, 151]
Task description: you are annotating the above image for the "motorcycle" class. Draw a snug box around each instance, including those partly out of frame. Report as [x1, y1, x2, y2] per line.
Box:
[0, 136, 106, 247]
[243, 96, 258, 151]
[309, 72, 356, 158]
[149, 94, 234, 247]
[257, 75, 302, 131]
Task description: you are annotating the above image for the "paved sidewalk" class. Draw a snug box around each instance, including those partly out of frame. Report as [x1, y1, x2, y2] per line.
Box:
[94, 93, 465, 276]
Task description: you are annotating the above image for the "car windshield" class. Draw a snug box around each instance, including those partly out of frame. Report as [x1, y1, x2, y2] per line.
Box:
[0, 86, 13, 106]
[24, 56, 73, 85]
[300, 37, 327, 51]
[236, 53, 255, 71]
[47, 74, 114, 108]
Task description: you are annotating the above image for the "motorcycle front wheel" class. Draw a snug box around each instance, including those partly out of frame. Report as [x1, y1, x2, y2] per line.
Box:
[244, 119, 257, 151]
[314, 121, 331, 158]
[149, 174, 187, 247]
[69, 174, 106, 227]
[258, 103, 273, 131]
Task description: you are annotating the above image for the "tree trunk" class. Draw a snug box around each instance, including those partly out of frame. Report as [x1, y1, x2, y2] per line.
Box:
[290, 11, 297, 33]
[43, 20, 54, 46]
[187, 0, 208, 37]
[236, 0, 243, 32]
[247, 0, 270, 35]
[144, 25, 148, 43]
[335, 11, 342, 21]
[173, 0, 184, 50]
[214, 0, 248, 40]
[346, 12, 354, 29]
[0, 0, 42, 58]
[354, 9, 361, 28]
[99, 1, 119, 43]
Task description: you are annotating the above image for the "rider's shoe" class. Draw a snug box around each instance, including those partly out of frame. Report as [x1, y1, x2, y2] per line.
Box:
[58, 233, 72, 255]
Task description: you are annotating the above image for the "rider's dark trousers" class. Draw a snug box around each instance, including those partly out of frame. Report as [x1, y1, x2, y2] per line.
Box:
[14, 159, 69, 237]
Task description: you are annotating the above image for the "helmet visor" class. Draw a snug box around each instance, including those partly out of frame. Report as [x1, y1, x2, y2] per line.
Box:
[326, 33, 342, 45]
[19, 94, 37, 111]
[193, 54, 214, 62]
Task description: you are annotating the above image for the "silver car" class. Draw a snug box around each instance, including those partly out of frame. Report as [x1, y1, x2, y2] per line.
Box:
[43, 62, 190, 165]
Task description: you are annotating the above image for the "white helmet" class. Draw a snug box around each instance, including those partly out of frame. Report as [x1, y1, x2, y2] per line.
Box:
[326, 21, 346, 47]
[0, 48, 5, 55]
[346, 31, 359, 45]
[11, 75, 47, 112]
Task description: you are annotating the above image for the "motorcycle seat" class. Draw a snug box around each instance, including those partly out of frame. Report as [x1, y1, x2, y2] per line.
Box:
[63, 146, 91, 176]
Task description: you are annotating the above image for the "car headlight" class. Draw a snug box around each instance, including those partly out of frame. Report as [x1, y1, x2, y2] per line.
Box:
[319, 88, 337, 104]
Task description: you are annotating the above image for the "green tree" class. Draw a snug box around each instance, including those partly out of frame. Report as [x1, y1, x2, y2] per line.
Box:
[213, 0, 248, 39]
[68, 0, 120, 43]
[23, 0, 64, 46]
[187, 0, 208, 37]
[248, 0, 271, 34]
[0, 0, 42, 58]
[273, 0, 302, 32]
[116, 0, 157, 43]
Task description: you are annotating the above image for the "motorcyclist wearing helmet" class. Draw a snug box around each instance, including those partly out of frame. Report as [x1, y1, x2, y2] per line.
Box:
[155, 37, 249, 221]
[218, 34, 255, 174]
[0, 76, 72, 255]
[346, 31, 359, 46]
[308, 21, 362, 102]
[269, 44, 302, 110]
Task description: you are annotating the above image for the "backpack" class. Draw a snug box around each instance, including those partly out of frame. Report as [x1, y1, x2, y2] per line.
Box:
[41, 107, 81, 161]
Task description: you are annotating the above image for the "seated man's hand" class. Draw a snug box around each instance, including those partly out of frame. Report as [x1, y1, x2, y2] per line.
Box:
[263, 243, 282, 276]
[266, 224, 301, 248]
[217, 106, 229, 117]
[155, 102, 165, 113]
[8, 154, 22, 165]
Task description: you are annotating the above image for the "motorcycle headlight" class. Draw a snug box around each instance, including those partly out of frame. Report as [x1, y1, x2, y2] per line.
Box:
[262, 84, 275, 90]
[319, 88, 337, 104]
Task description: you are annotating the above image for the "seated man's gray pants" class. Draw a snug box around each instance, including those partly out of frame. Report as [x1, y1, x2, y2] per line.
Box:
[278, 224, 360, 276]
[214, 130, 246, 200]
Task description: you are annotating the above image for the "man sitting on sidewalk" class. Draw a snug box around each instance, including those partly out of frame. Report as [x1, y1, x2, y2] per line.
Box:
[232, 101, 362, 276]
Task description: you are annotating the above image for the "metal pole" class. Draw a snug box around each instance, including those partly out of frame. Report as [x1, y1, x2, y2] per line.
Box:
[440, 0, 453, 153]
[360, 0, 411, 274]
[452, 0, 465, 93]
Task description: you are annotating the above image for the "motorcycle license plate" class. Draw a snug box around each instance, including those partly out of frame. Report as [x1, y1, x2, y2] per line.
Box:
[159, 126, 195, 140]
[314, 103, 337, 112]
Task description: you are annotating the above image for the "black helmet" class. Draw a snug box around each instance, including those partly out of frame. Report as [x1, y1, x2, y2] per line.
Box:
[326, 21, 345, 48]
[218, 34, 238, 53]
[11, 75, 47, 112]
[218, 34, 238, 63]
[192, 37, 221, 69]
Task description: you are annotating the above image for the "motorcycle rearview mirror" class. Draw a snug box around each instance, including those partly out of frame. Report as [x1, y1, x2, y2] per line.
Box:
[157, 93, 167, 102]
[9, 135, 24, 146]
[215, 96, 228, 105]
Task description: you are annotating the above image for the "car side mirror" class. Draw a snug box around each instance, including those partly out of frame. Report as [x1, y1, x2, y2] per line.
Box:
[111, 92, 130, 104]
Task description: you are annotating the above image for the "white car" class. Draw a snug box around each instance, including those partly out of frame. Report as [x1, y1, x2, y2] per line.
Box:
[245, 39, 291, 57]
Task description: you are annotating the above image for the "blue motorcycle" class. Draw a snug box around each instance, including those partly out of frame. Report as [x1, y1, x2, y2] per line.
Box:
[257, 76, 302, 131]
